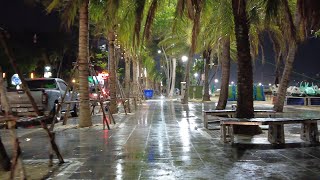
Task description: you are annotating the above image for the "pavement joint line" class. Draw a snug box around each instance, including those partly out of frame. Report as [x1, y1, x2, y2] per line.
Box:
[276, 151, 320, 175]
[196, 127, 213, 139]
[54, 160, 85, 178]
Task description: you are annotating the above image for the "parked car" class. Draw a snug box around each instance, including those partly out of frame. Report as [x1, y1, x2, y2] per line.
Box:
[1, 78, 78, 117]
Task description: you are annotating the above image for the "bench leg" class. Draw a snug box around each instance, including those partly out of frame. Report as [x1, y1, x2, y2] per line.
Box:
[228, 125, 234, 143]
[268, 124, 284, 144]
[301, 122, 319, 143]
[220, 124, 234, 143]
[204, 114, 208, 129]
[221, 124, 227, 143]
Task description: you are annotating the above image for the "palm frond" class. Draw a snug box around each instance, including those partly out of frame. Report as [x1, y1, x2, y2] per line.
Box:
[46, 0, 62, 13]
[143, 0, 158, 41]
[133, 0, 146, 47]
[263, 0, 281, 23]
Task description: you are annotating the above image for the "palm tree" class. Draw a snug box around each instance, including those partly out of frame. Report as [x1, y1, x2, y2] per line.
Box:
[107, 30, 118, 114]
[48, 0, 92, 127]
[176, 0, 204, 104]
[90, 0, 120, 114]
[266, 0, 320, 112]
[201, 49, 211, 101]
[77, 0, 92, 126]
[216, 37, 231, 109]
[232, 0, 254, 118]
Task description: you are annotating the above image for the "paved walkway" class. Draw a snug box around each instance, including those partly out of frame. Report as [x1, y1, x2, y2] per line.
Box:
[1, 98, 320, 179]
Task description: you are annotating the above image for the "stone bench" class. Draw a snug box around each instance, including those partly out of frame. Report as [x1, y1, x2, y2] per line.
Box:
[220, 117, 319, 144]
[203, 109, 277, 129]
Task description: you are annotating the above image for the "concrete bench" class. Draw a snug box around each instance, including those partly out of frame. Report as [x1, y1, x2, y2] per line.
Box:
[220, 117, 320, 144]
[203, 109, 277, 129]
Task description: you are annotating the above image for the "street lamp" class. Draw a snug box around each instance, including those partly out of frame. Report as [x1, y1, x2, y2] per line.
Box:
[181, 55, 188, 62]
[44, 65, 52, 78]
[214, 79, 219, 83]
[194, 73, 198, 78]
[158, 50, 161, 54]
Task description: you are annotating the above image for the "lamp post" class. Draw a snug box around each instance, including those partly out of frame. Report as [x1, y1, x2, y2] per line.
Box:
[180, 55, 188, 98]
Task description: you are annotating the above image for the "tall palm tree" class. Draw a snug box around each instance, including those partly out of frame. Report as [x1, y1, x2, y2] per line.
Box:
[78, 0, 92, 126]
[216, 37, 231, 109]
[266, 0, 320, 112]
[232, 0, 254, 118]
[90, 0, 121, 114]
[48, 0, 92, 127]
[266, 0, 303, 112]
[202, 49, 211, 101]
[176, 0, 204, 104]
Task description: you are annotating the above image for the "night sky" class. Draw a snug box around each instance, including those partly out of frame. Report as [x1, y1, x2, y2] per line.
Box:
[1, 0, 320, 85]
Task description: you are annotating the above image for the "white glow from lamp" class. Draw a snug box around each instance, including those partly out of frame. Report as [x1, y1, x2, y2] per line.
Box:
[181, 55, 188, 62]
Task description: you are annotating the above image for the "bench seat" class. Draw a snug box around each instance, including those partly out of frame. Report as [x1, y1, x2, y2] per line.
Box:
[220, 117, 320, 144]
[203, 109, 277, 129]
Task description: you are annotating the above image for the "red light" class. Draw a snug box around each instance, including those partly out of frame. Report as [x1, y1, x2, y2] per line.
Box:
[98, 72, 109, 80]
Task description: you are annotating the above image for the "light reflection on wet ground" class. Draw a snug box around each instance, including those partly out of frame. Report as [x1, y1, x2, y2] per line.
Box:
[1, 98, 320, 179]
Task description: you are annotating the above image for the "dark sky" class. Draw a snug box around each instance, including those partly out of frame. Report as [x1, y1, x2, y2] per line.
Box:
[1, 0, 320, 85]
[0, 0, 60, 33]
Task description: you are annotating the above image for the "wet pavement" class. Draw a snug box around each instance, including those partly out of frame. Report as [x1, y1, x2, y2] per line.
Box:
[1, 97, 320, 179]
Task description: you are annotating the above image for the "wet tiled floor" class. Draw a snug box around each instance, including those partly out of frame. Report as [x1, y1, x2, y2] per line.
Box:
[1, 98, 320, 179]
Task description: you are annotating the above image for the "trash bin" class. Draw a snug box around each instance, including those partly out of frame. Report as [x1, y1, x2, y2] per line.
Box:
[144, 90, 154, 99]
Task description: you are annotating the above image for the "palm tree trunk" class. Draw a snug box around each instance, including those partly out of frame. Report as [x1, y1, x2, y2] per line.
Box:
[124, 55, 131, 98]
[166, 58, 170, 96]
[203, 49, 211, 101]
[132, 56, 138, 97]
[273, 0, 301, 112]
[169, 58, 176, 97]
[78, 0, 92, 127]
[232, 0, 254, 118]
[182, 7, 202, 104]
[216, 37, 230, 109]
[274, 54, 282, 85]
[107, 31, 117, 114]
[274, 43, 297, 112]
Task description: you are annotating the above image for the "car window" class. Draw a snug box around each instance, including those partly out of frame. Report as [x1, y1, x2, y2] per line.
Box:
[26, 79, 57, 89]
[58, 82, 68, 92]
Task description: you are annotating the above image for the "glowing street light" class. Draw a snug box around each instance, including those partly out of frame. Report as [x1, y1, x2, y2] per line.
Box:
[231, 81, 234, 85]
[194, 73, 198, 78]
[214, 79, 219, 83]
[158, 50, 161, 54]
[181, 55, 188, 62]
[44, 65, 52, 78]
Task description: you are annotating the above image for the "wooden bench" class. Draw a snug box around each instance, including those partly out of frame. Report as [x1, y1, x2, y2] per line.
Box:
[203, 109, 277, 129]
[220, 117, 320, 144]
